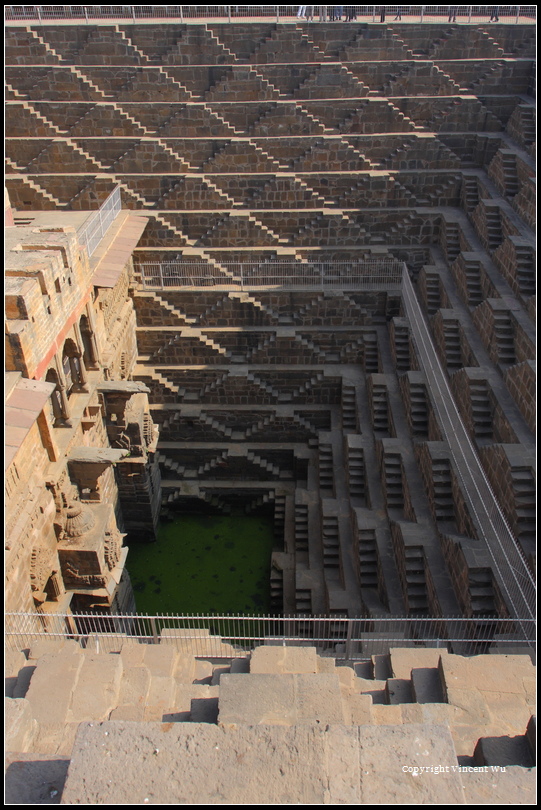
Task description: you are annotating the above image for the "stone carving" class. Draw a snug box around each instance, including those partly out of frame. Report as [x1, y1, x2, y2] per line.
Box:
[30, 547, 54, 593]
[62, 561, 107, 589]
[104, 530, 123, 571]
[63, 502, 96, 540]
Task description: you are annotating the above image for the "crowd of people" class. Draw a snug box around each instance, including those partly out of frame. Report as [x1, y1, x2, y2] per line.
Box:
[294, 6, 505, 22]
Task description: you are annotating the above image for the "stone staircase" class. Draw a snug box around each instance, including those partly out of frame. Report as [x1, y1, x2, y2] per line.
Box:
[408, 380, 429, 436]
[318, 442, 334, 494]
[6, 641, 536, 804]
[341, 383, 358, 431]
[492, 311, 516, 365]
[442, 320, 463, 369]
[321, 516, 341, 571]
[347, 445, 366, 500]
[469, 381, 493, 439]
[431, 458, 455, 523]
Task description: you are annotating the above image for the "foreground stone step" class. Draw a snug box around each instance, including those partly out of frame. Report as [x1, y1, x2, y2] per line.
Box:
[61, 721, 466, 805]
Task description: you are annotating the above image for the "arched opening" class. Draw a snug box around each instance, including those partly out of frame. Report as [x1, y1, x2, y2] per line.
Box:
[62, 338, 86, 395]
[45, 367, 68, 425]
[79, 314, 98, 369]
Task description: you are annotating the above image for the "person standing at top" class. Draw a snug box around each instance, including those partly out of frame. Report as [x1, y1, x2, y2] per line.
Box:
[489, 7, 499, 22]
[297, 6, 307, 18]
[306, 6, 314, 21]
[380, 7, 386, 23]
[394, 7, 402, 20]
[448, 6, 457, 22]
[319, 5, 328, 21]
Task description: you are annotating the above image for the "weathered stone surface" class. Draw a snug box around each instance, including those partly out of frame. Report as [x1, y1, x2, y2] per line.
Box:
[249, 645, 319, 674]
[68, 652, 123, 722]
[61, 721, 466, 805]
[5, 649, 29, 697]
[218, 673, 345, 725]
[460, 766, 537, 805]
[115, 665, 151, 709]
[25, 648, 84, 726]
[5, 697, 39, 752]
[142, 644, 179, 677]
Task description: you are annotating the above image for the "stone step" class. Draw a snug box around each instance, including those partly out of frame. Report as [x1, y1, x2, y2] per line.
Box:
[218, 672, 346, 726]
[60, 720, 466, 805]
[411, 667, 445, 704]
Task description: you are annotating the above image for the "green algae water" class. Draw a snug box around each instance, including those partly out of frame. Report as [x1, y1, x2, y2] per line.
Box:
[127, 514, 274, 615]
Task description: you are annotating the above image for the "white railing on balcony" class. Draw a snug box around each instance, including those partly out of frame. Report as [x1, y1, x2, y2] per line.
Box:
[138, 259, 404, 289]
[77, 185, 121, 259]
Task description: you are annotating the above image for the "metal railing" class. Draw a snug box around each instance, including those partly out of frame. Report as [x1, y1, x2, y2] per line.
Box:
[4, 6, 537, 23]
[77, 185, 121, 259]
[138, 259, 404, 289]
[5, 611, 535, 658]
[401, 271, 536, 624]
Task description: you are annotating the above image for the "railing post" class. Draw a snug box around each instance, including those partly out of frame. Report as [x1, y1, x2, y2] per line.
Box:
[227, 5, 231, 23]
[180, 6, 183, 23]
[276, 5, 279, 24]
[372, 6, 376, 23]
[468, 6, 472, 24]
[345, 617, 354, 661]
[132, 6, 135, 22]
[150, 617, 159, 644]
[84, 6, 89, 24]
[159, 263, 164, 289]
[37, 6, 42, 23]
[516, 6, 521, 24]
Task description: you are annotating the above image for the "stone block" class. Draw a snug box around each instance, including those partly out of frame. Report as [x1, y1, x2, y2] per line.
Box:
[460, 765, 537, 805]
[68, 652, 123, 723]
[118, 640, 147, 667]
[445, 685, 492, 728]
[218, 673, 345, 726]
[32, 721, 80, 757]
[173, 652, 197, 683]
[5, 697, 38, 752]
[143, 675, 177, 721]
[371, 704, 404, 725]
[358, 724, 465, 804]
[61, 720, 465, 804]
[193, 659, 213, 683]
[27, 637, 81, 661]
[347, 693, 373, 725]
[24, 647, 84, 726]
[481, 690, 533, 736]
[116, 665, 151, 708]
[249, 645, 319, 674]
[109, 705, 146, 721]
[389, 646, 448, 680]
[142, 644, 179, 677]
